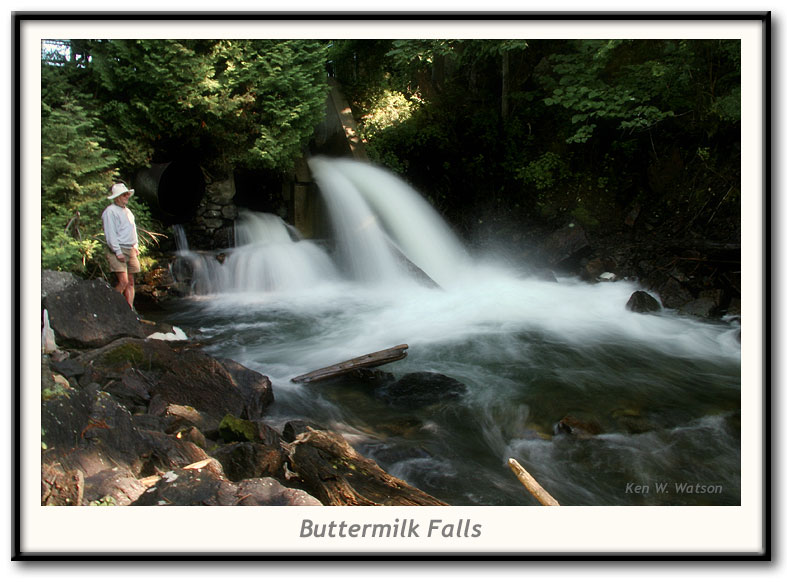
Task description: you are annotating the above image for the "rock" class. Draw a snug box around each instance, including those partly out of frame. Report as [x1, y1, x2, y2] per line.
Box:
[212, 442, 288, 483]
[581, 256, 617, 282]
[133, 470, 321, 506]
[679, 296, 719, 318]
[234, 478, 322, 506]
[102, 368, 154, 412]
[679, 290, 725, 318]
[554, 415, 603, 438]
[83, 468, 148, 506]
[131, 466, 237, 506]
[536, 224, 591, 270]
[216, 357, 275, 420]
[76, 338, 273, 426]
[376, 372, 467, 408]
[161, 403, 207, 434]
[49, 357, 86, 381]
[136, 431, 214, 477]
[43, 279, 147, 349]
[626, 291, 662, 313]
[725, 297, 741, 317]
[652, 277, 694, 309]
[41, 269, 80, 298]
[285, 426, 448, 506]
[41, 463, 84, 506]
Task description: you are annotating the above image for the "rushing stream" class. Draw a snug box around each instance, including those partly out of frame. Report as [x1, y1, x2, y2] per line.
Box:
[164, 157, 741, 506]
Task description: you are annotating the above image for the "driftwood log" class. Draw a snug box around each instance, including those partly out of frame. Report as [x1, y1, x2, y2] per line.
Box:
[284, 425, 447, 506]
[290, 344, 409, 384]
[508, 458, 560, 506]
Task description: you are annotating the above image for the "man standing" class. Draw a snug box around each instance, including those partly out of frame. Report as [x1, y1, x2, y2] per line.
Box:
[102, 182, 140, 309]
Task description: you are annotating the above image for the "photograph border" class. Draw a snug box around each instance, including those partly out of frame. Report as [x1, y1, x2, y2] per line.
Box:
[12, 10, 771, 560]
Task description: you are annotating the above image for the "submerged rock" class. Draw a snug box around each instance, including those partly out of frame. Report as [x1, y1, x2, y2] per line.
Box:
[376, 372, 467, 408]
[626, 290, 662, 313]
[554, 415, 603, 438]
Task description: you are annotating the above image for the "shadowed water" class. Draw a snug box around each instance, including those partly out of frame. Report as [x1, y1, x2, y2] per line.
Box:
[166, 157, 741, 506]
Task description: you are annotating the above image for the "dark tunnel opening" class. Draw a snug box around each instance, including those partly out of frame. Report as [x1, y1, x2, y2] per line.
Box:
[134, 161, 206, 225]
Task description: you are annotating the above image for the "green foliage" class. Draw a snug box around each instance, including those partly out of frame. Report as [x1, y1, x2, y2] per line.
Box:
[83, 39, 330, 174]
[41, 97, 118, 207]
[517, 152, 570, 191]
[536, 40, 740, 144]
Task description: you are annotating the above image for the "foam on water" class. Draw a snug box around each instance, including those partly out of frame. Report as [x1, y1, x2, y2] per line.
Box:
[166, 157, 741, 505]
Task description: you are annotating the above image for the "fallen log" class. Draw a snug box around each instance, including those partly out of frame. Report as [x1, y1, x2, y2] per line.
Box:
[285, 426, 448, 506]
[290, 344, 409, 384]
[508, 458, 560, 506]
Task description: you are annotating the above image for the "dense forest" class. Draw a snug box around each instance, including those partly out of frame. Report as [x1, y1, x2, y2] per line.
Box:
[41, 38, 741, 276]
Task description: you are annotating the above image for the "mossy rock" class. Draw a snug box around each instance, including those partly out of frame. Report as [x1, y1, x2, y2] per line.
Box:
[218, 414, 258, 443]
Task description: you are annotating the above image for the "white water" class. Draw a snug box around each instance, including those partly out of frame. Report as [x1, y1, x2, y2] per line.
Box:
[167, 157, 741, 505]
[308, 156, 471, 287]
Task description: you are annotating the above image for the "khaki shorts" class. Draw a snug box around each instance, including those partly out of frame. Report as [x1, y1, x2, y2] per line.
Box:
[107, 248, 141, 274]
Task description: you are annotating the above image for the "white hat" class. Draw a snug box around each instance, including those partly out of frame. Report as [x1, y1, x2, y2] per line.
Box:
[108, 183, 135, 200]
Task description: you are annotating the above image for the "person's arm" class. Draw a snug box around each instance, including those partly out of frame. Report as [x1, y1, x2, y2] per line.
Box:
[102, 208, 124, 259]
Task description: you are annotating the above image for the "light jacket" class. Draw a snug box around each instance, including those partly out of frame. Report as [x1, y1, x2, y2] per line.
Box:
[102, 203, 138, 256]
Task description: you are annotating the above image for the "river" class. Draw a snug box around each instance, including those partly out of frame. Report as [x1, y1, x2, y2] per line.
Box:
[162, 157, 741, 506]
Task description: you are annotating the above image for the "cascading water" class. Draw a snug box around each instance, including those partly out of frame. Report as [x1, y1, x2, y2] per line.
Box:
[165, 157, 741, 506]
[171, 211, 339, 297]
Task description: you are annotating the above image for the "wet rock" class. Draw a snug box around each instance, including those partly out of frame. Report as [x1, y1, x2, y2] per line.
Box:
[345, 368, 397, 386]
[536, 224, 591, 270]
[581, 256, 618, 282]
[679, 296, 719, 318]
[554, 415, 603, 438]
[652, 277, 694, 309]
[377, 372, 467, 408]
[626, 291, 662, 313]
[679, 290, 725, 318]
[43, 279, 147, 349]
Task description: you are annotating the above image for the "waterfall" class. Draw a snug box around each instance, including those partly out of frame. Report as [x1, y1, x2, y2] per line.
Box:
[170, 211, 338, 296]
[162, 156, 741, 507]
[308, 156, 471, 288]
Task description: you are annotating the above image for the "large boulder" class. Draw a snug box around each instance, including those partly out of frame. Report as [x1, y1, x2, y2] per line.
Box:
[43, 279, 147, 348]
[41, 269, 80, 298]
[535, 224, 591, 270]
[75, 338, 274, 425]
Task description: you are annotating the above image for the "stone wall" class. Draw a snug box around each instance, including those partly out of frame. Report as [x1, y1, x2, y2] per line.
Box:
[185, 173, 238, 250]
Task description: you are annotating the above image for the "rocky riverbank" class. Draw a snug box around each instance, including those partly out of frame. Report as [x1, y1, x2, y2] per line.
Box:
[39, 221, 741, 507]
[40, 272, 447, 507]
